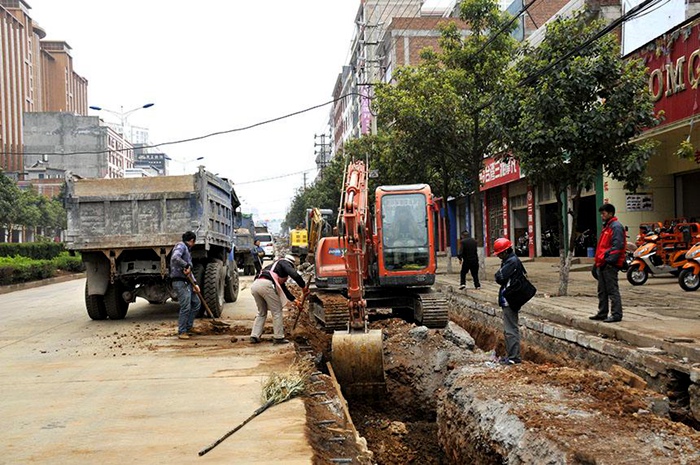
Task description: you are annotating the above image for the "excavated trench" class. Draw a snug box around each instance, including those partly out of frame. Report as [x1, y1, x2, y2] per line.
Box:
[289, 291, 700, 464]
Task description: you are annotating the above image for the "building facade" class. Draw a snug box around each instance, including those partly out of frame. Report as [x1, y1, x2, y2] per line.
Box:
[0, 0, 88, 175]
[23, 112, 132, 179]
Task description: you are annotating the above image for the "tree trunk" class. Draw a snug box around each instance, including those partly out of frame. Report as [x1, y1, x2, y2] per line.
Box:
[557, 188, 582, 296]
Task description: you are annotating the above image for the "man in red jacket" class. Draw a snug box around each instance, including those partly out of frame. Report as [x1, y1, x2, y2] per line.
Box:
[590, 203, 626, 323]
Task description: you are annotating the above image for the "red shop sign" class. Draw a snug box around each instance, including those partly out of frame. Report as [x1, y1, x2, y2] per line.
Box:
[635, 19, 700, 128]
[479, 157, 521, 191]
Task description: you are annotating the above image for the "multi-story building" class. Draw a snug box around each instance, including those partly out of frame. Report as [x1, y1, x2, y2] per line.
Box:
[330, 0, 425, 155]
[0, 0, 88, 175]
[23, 112, 133, 179]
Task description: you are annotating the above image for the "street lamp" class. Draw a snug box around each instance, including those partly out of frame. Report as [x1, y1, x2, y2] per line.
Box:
[89, 103, 155, 141]
[165, 155, 204, 174]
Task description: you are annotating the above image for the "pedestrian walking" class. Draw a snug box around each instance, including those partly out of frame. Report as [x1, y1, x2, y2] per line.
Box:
[250, 254, 309, 344]
[170, 231, 201, 340]
[252, 239, 264, 278]
[458, 230, 480, 290]
[589, 203, 626, 323]
[494, 237, 525, 365]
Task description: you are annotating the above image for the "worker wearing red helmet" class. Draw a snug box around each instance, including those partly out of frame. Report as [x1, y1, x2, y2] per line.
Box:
[493, 237, 526, 365]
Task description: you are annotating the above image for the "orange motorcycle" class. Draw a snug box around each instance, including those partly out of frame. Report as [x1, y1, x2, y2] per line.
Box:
[679, 242, 700, 292]
[626, 230, 688, 286]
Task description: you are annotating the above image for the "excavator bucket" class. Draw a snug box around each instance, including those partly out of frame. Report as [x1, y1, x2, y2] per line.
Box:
[331, 329, 386, 397]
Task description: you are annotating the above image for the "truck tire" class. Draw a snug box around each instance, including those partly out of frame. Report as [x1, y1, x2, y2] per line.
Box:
[225, 265, 239, 303]
[204, 261, 225, 317]
[85, 282, 107, 320]
[105, 282, 129, 320]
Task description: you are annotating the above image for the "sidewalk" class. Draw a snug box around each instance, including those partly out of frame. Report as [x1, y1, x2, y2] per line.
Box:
[436, 255, 700, 365]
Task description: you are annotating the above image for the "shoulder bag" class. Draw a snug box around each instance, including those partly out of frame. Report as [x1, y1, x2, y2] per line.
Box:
[503, 267, 537, 311]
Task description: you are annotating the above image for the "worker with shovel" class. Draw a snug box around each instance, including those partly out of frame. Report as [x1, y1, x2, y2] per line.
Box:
[170, 231, 201, 340]
[250, 254, 309, 344]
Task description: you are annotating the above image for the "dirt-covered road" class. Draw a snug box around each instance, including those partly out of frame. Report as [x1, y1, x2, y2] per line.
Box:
[0, 277, 311, 464]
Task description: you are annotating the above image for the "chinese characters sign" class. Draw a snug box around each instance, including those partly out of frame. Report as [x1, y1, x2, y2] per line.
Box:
[479, 157, 522, 191]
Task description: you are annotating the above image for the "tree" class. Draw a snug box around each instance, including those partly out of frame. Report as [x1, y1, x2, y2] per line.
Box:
[0, 172, 21, 242]
[374, 0, 518, 261]
[284, 154, 347, 230]
[496, 11, 658, 295]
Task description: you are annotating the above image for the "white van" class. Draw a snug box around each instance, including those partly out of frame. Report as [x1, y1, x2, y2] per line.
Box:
[255, 233, 275, 260]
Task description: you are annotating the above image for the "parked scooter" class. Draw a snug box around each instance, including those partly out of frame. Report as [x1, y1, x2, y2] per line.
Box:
[515, 232, 529, 257]
[679, 242, 700, 292]
[626, 233, 688, 285]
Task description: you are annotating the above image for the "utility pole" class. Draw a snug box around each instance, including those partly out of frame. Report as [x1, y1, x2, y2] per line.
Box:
[314, 133, 332, 170]
[303, 172, 307, 190]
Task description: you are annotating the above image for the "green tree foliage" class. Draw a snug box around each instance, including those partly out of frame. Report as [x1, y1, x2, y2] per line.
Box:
[495, 11, 658, 295]
[284, 154, 347, 230]
[284, 134, 396, 232]
[374, 0, 518, 246]
[0, 172, 67, 242]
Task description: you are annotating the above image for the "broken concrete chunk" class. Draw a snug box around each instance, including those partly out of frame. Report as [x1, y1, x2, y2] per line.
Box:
[609, 364, 648, 390]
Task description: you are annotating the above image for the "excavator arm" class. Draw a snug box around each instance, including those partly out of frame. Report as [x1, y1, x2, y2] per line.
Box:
[341, 160, 369, 330]
[331, 160, 385, 397]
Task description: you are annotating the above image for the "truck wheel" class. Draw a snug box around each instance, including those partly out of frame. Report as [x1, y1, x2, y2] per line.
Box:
[244, 264, 255, 276]
[224, 265, 239, 303]
[204, 261, 225, 317]
[105, 282, 129, 320]
[85, 282, 107, 320]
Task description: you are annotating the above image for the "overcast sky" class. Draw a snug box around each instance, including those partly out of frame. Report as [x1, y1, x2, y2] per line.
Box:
[27, 0, 452, 228]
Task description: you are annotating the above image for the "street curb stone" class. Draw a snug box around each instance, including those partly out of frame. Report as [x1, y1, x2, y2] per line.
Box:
[0, 273, 85, 295]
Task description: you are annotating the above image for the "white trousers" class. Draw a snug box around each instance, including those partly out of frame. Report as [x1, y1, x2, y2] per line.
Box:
[250, 278, 285, 339]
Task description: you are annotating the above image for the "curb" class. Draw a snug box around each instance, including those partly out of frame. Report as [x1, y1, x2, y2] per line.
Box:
[0, 273, 85, 295]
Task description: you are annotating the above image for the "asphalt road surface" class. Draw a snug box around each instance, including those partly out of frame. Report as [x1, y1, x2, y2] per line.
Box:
[0, 277, 311, 464]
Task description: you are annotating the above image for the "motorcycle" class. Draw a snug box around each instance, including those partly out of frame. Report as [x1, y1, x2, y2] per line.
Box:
[679, 242, 700, 292]
[515, 232, 529, 257]
[574, 229, 596, 257]
[541, 229, 559, 257]
[626, 233, 688, 285]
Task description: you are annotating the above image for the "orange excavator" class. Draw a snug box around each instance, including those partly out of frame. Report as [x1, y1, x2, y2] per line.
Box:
[310, 160, 448, 396]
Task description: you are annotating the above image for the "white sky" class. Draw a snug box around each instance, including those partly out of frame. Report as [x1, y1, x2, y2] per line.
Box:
[27, 0, 451, 227]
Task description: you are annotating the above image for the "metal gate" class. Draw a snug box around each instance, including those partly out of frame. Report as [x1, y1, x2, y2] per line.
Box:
[487, 188, 503, 255]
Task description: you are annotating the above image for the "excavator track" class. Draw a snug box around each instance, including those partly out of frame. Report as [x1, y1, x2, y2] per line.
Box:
[309, 292, 349, 333]
[415, 293, 449, 328]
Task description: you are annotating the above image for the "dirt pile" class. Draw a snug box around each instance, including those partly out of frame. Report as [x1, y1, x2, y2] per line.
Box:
[439, 363, 700, 464]
[289, 300, 700, 464]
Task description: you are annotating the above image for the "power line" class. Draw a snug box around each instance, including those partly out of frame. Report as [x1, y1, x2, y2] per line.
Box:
[520, 0, 663, 87]
[11, 92, 360, 157]
[233, 168, 316, 186]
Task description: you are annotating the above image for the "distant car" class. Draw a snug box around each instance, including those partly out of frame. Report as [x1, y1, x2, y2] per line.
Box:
[255, 233, 275, 260]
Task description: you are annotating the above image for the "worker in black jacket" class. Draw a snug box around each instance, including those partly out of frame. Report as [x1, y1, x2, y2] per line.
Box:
[458, 230, 480, 290]
[249, 254, 309, 344]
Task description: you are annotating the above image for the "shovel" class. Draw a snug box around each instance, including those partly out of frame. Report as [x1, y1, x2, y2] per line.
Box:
[185, 273, 230, 328]
[291, 284, 311, 331]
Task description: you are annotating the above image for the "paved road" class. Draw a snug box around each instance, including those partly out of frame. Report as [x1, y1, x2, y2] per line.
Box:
[0, 276, 312, 464]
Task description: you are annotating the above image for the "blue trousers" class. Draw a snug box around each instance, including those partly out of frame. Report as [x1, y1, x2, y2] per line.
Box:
[173, 280, 201, 335]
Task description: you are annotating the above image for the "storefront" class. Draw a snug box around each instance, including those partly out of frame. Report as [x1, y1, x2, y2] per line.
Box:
[480, 157, 529, 256]
[609, 16, 700, 228]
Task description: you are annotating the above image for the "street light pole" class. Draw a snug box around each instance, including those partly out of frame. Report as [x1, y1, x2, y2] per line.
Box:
[89, 103, 154, 141]
[165, 156, 204, 174]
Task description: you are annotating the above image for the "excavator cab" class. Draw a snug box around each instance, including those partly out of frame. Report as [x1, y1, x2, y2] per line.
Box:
[376, 186, 436, 280]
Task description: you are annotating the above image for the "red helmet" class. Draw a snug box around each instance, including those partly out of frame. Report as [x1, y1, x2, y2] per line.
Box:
[493, 237, 512, 255]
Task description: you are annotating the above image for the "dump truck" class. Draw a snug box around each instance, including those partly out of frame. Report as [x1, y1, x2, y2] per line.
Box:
[65, 167, 240, 320]
[233, 213, 257, 275]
